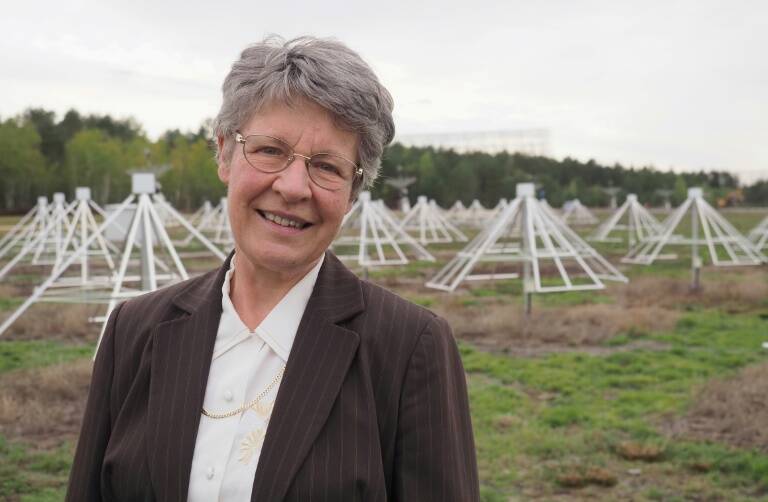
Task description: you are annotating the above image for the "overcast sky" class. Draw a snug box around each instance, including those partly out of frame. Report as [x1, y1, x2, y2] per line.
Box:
[2, 0, 766, 182]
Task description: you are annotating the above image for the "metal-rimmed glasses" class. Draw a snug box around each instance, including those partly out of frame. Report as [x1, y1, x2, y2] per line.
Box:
[235, 132, 362, 191]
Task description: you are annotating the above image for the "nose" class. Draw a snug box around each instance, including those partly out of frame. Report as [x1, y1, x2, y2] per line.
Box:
[271, 155, 313, 202]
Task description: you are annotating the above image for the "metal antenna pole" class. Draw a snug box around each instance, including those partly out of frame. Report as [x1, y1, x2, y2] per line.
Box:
[521, 194, 533, 316]
[690, 189, 702, 291]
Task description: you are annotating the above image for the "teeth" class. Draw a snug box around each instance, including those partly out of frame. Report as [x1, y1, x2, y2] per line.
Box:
[263, 211, 304, 229]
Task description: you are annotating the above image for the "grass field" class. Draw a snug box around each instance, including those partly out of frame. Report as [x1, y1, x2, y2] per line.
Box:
[0, 208, 767, 500]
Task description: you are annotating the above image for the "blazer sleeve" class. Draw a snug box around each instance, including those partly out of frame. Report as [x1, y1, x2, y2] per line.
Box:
[65, 302, 124, 502]
[392, 315, 480, 501]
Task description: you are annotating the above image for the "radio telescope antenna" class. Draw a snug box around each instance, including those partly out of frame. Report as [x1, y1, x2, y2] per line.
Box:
[622, 188, 766, 290]
[562, 199, 599, 226]
[589, 194, 663, 248]
[748, 213, 768, 252]
[333, 191, 434, 266]
[426, 183, 627, 314]
[399, 196, 467, 244]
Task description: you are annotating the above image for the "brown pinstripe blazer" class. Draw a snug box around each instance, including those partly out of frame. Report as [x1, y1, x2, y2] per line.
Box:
[66, 251, 479, 501]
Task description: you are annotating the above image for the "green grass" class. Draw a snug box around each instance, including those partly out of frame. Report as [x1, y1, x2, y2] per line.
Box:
[465, 280, 613, 307]
[0, 296, 24, 311]
[0, 340, 93, 373]
[0, 436, 70, 501]
[465, 309, 768, 498]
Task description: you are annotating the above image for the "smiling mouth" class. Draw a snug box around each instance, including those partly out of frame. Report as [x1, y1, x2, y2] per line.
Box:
[257, 210, 312, 230]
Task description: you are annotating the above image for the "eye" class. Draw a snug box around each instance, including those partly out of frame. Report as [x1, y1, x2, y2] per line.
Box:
[255, 145, 285, 157]
[311, 159, 343, 176]
[243, 136, 290, 157]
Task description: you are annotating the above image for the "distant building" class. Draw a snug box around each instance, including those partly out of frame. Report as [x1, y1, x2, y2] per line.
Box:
[395, 129, 550, 156]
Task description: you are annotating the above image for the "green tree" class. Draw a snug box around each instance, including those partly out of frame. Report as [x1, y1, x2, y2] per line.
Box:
[0, 119, 49, 210]
[672, 175, 687, 205]
[64, 129, 126, 204]
[160, 137, 222, 211]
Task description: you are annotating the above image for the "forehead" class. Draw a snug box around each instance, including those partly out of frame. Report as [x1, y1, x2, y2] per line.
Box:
[241, 99, 358, 158]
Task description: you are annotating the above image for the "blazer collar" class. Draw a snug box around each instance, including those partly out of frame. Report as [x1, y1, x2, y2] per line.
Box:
[148, 251, 365, 501]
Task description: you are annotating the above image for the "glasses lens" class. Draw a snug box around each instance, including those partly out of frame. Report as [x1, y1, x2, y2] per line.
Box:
[242, 135, 291, 172]
[308, 154, 356, 190]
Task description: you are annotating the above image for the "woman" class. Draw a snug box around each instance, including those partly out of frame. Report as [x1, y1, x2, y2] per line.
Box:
[67, 36, 479, 501]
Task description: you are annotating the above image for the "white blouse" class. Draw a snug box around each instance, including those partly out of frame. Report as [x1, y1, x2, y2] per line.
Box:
[187, 254, 324, 501]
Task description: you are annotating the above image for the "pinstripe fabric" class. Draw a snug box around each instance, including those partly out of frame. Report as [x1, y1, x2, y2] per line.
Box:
[66, 251, 479, 501]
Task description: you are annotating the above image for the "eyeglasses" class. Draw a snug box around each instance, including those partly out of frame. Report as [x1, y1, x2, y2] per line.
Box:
[235, 132, 362, 191]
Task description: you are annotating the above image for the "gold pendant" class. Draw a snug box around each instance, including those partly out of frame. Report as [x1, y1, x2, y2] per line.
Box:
[238, 428, 266, 465]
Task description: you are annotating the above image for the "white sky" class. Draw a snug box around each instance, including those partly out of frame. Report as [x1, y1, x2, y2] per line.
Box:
[2, 0, 766, 182]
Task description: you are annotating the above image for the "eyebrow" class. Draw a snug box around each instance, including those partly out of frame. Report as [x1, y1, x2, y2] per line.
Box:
[246, 132, 357, 162]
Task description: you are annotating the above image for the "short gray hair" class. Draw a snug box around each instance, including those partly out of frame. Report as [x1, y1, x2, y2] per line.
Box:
[212, 35, 395, 197]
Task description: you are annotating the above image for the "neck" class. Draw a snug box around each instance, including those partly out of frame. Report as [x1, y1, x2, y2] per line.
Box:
[228, 251, 321, 330]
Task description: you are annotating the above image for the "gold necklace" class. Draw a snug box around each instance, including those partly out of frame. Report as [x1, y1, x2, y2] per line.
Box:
[201, 366, 286, 419]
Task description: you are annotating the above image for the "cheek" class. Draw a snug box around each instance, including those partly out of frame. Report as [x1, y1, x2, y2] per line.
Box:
[229, 168, 273, 196]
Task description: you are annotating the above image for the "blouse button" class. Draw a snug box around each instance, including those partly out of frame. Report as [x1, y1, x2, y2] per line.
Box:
[224, 390, 234, 402]
[206, 466, 215, 480]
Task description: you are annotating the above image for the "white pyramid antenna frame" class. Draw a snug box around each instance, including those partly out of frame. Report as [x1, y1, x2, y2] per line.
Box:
[446, 200, 468, 226]
[622, 188, 766, 267]
[31, 193, 74, 267]
[0, 174, 227, 340]
[333, 192, 434, 266]
[448, 200, 466, 214]
[0, 194, 77, 280]
[3, 188, 125, 309]
[211, 198, 234, 245]
[188, 200, 214, 227]
[589, 194, 663, 247]
[183, 197, 232, 246]
[0, 196, 51, 261]
[464, 199, 489, 227]
[426, 183, 627, 297]
[562, 199, 599, 225]
[491, 198, 509, 216]
[153, 193, 178, 227]
[48, 187, 118, 288]
[374, 200, 401, 225]
[749, 213, 768, 251]
[399, 196, 468, 244]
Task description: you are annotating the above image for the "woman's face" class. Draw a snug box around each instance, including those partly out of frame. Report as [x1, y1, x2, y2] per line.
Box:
[218, 99, 358, 280]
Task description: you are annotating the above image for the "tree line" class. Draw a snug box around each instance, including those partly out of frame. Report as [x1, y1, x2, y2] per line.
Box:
[1, 107, 765, 214]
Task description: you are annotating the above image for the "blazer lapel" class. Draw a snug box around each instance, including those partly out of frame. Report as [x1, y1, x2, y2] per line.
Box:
[146, 254, 232, 502]
[251, 252, 365, 501]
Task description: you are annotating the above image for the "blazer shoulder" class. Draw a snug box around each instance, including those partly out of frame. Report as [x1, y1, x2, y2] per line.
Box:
[361, 279, 437, 319]
[357, 279, 443, 349]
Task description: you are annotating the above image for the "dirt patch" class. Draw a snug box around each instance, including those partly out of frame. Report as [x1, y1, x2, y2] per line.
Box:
[434, 301, 679, 354]
[0, 283, 17, 299]
[554, 465, 618, 488]
[1, 303, 100, 343]
[0, 359, 92, 447]
[612, 273, 768, 313]
[663, 361, 768, 453]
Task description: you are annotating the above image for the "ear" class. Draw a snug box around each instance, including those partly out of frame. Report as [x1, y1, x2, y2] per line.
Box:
[216, 135, 230, 184]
